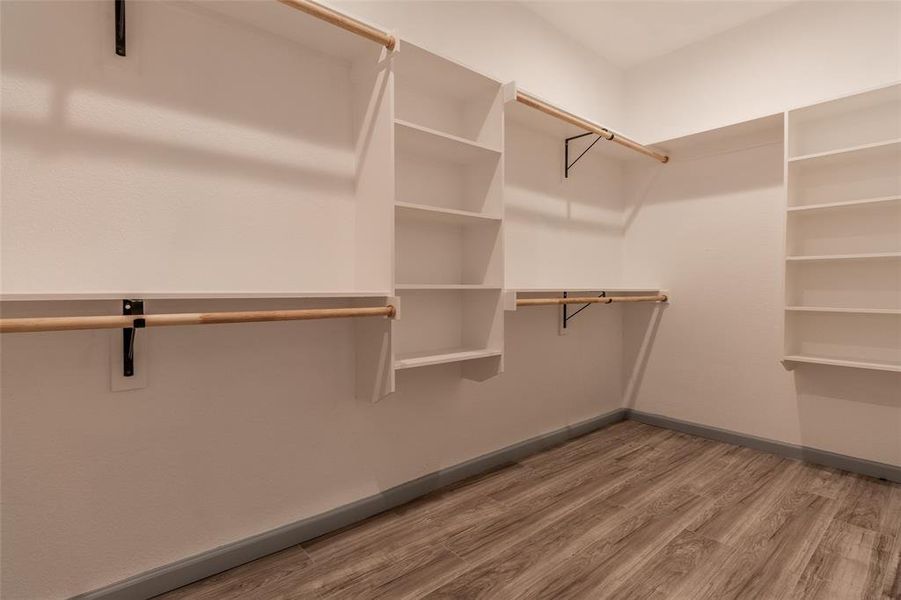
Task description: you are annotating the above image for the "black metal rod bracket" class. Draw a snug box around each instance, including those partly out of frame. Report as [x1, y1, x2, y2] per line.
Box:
[123, 299, 144, 377]
[564, 132, 601, 178]
[562, 291, 606, 329]
[115, 0, 126, 56]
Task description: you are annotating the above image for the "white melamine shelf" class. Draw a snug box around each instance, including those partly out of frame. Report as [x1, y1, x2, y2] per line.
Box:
[786, 252, 901, 262]
[783, 355, 901, 373]
[787, 195, 901, 213]
[395, 119, 502, 164]
[394, 347, 502, 370]
[0, 291, 393, 302]
[788, 138, 901, 164]
[395, 202, 501, 225]
[395, 284, 502, 290]
[512, 286, 661, 293]
[785, 306, 901, 315]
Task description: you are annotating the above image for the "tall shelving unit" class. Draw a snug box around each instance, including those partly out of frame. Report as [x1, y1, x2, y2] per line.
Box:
[783, 83, 901, 372]
[391, 42, 506, 379]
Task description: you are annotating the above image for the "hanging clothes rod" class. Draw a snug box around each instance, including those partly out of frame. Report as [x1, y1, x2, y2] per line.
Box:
[0, 305, 396, 334]
[516, 294, 668, 307]
[278, 0, 397, 50]
[515, 91, 669, 164]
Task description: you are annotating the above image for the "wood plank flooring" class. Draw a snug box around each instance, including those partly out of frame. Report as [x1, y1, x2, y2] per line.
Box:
[157, 420, 901, 599]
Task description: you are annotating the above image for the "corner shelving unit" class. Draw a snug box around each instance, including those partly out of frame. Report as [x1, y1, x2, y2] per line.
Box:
[783, 82, 901, 372]
[391, 42, 505, 380]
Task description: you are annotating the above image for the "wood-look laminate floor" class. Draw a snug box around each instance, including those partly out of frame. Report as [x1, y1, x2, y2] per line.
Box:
[158, 420, 901, 600]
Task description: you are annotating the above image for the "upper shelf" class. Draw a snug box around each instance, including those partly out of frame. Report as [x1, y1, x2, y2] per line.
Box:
[395, 120, 501, 164]
[786, 195, 901, 214]
[0, 291, 393, 302]
[788, 83, 901, 158]
[788, 138, 901, 166]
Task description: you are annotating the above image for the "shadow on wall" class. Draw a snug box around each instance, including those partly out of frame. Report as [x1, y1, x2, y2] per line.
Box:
[1, 0, 388, 293]
[2, 0, 354, 149]
[504, 122, 625, 234]
[1, 1, 357, 188]
[623, 135, 784, 233]
[621, 302, 667, 409]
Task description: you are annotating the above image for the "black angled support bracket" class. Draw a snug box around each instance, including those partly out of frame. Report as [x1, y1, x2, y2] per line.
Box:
[562, 291, 607, 329]
[564, 129, 616, 178]
[115, 0, 126, 56]
[123, 299, 144, 377]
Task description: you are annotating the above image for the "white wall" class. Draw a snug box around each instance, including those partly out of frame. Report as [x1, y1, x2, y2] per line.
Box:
[3, 1, 899, 598]
[1, 299, 624, 600]
[0, 2, 627, 598]
[622, 119, 901, 467]
[504, 121, 625, 289]
[332, 0, 625, 127]
[624, 1, 901, 142]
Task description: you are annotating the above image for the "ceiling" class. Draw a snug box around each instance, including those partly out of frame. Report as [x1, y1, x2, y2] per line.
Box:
[524, 1, 794, 69]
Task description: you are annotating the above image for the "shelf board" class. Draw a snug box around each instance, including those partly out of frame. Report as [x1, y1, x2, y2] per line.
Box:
[512, 286, 661, 293]
[786, 252, 901, 262]
[395, 202, 502, 226]
[783, 355, 901, 373]
[395, 284, 501, 291]
[395, 347, 502, 370]
[785, 306, 901, 315]
[395, 119, 502, 164]
[0, 291, 393, 302]
[787, 137, 901, 164]
[787, 195, 901, 214]
[788, 83, 900, 124]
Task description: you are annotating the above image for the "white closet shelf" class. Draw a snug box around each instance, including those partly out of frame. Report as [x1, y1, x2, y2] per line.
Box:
[787, 137, 901, 164]
[785, 252, 901, 262]
[512, 286, 661, 293]
[0, 291, 394, 301]
[786, 195, 901, 213]
[395, 202, 502, 225]
[395, 120, 502, 164]
[783, 355, 901, 373]
[788, 84, 900, 124]
[394, 347, 502, 370]
[395, 284, 502, 290]
[785, 306, 901, 315]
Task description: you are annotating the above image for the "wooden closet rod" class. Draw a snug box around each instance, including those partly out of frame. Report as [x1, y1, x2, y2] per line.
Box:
[0, 305, 396, 334]
[515, 91, 669, 164]
[278, 0, 396, 50]
[516, 294, 668, 307]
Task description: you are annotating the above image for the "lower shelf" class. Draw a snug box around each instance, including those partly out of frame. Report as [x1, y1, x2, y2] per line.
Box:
[785, 306, 901, 314]
[394, 347, 502, 370]
[783, 355, 901, 373]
